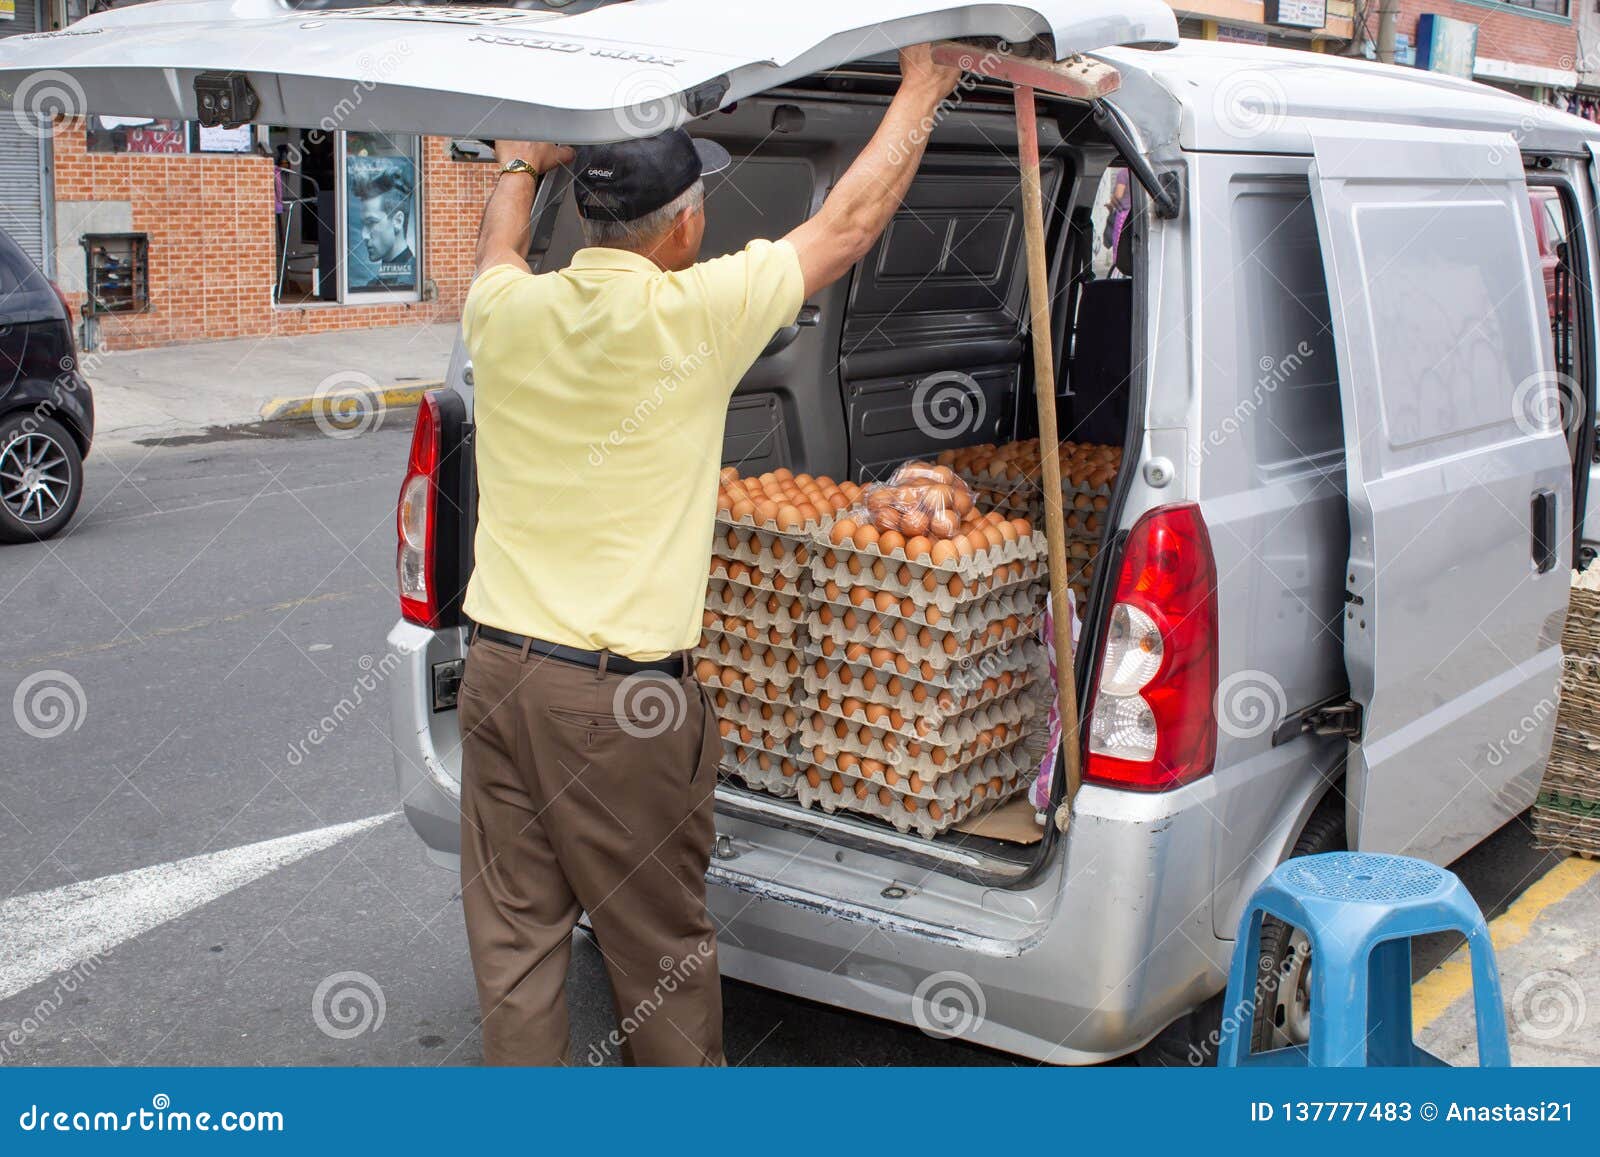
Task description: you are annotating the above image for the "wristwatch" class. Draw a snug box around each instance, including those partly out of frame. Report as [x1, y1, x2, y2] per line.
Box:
[499, 158, 538, 179]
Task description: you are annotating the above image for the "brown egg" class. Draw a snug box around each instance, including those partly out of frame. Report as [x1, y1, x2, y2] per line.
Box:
[852, 523, 880, 551]
[850, 586, 873, 608]
[878, 529, 906, 555]
[931, 539, 958, 566]
[953, 534, 976, 558]
[830, 519, 857, 545]
[874, 591, 899, 613]
[731, 499, 755, 521]
[1011, 517, 1033, 539]
[875, 506, 902, 533]
[904, 535, 932, 561]
[900, 509, 930, 537]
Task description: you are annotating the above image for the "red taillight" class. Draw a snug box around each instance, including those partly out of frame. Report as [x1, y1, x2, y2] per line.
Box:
[48, 280, 72, 327]
[397, 392, 441, 626]
[1083, 503, 1219, 791]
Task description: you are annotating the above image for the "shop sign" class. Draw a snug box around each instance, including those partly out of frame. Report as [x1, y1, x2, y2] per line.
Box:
[197, 124, 255, 153]
[0, 0, 14, 22]
[1216, 25, 1269, 45]
[1264, 0, 1326, 31]
[1416, 13, 1478, 79]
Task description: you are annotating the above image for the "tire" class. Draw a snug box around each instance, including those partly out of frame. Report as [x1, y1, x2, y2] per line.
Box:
[1248, 792, 1347, 1053]
[1135, 789, 1346, 1066]
[0, 413, 85, 543]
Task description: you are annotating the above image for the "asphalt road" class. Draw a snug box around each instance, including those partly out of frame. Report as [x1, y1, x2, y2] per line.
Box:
[0, 418, 1566, 1066]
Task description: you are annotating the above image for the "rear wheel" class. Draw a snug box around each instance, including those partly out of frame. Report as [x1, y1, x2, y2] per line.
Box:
[1135, 789, 1346, 1066]
[1250, 793, 1347, 1053]
[0, 413, 85, 543]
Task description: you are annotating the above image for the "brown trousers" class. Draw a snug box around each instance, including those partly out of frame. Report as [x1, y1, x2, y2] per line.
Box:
[457, 635, 724, 1066]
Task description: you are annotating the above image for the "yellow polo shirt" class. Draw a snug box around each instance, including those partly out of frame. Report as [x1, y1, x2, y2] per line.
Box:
[460, 241, 805, 660]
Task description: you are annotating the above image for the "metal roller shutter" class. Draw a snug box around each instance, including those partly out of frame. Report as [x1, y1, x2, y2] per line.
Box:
[0, 0, 49, 271]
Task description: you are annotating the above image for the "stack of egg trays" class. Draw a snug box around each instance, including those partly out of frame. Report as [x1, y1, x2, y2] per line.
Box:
[697, 507, 833, 794]
[793, 528, 1052, 837]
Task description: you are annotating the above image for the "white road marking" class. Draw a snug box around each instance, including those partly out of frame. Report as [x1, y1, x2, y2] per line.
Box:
[0, 813, 397, 1003]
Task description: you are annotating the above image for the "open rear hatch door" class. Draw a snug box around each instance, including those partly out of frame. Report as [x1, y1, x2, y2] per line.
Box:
[1306, 122, 1571, 864]
[0, 0, 1177, 141]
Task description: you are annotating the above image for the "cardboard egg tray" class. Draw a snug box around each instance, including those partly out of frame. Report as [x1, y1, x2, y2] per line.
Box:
[800, 683, 1044, 760]
[812, 552, 1046, 613]
[805, 609, 1044, 675]
[708, 689, 801, 737]
[715, 715, 797, 754]
[709, 555, 811, 596]
[809, 584, 1047, 645]
[719, 740, 803, 798]
[798, 712, 1039, 784]
[713, 524, 814, 578]
[701, 612, 803, 650]
[696, 630, 804, 675]
[818, 522, 1048, 583]
[704, 580, 808, 632]
[794, 764, 1028, 838]
[804, 638, 1042, 710]
[800, 742, 1036, 805]
[694, 654, 803, 699]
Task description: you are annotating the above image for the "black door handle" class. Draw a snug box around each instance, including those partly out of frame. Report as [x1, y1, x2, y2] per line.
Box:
[1531, 488, 1558, 574]
[758, 305, 820, 359]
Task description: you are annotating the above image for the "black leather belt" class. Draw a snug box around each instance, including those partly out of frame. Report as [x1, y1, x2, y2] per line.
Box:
[472, 624, 685, 677]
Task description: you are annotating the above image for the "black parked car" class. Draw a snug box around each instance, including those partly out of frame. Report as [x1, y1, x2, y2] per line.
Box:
[0, 227, 93, 542]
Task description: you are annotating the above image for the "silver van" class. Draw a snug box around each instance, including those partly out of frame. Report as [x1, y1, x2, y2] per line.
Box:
[10, 0, 1591, 1063]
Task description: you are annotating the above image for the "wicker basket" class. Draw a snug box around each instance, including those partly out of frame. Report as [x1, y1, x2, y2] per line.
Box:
[1532, 568, 1600, 858]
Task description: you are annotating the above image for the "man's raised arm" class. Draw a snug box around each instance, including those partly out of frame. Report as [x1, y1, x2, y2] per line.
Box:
[783, 45, 963, 298]
[475, 140, 575, 278]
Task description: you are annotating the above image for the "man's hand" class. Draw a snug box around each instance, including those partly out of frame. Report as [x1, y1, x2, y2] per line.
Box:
[494, 139, 575, 176]
[896, 44, 963, 106]
[783, 43, 966, 297]
[475, 140, 575, 276]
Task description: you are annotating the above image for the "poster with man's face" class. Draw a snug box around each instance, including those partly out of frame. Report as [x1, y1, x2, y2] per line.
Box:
[345, 137, 418, 294]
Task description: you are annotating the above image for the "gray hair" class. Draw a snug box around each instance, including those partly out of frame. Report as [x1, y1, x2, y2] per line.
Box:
[579, 179, 705, 251]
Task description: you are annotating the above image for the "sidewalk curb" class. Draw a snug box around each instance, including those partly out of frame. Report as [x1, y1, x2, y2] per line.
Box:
[258, 380, 444, 424]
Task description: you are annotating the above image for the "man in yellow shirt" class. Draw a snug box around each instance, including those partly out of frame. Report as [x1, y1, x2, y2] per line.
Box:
[458, 45, 961, 1066]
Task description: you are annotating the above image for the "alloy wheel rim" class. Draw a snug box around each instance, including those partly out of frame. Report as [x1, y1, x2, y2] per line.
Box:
[0, 431, 72, 525]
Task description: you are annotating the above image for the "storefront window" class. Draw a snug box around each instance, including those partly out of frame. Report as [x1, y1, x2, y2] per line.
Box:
[86, 117, 260, 155]
[1500, 0, 1568, 15]
[342, 132, 420, 298]
[86, 116, 189, 154]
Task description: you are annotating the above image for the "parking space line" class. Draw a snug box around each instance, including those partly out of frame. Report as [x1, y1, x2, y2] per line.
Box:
[1412, 855, 1600, 1029]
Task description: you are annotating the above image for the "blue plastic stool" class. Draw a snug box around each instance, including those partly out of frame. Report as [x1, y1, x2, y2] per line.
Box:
[1217, 851, 1509, 1067]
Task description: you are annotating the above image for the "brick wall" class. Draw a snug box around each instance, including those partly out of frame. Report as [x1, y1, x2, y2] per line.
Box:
[52, 122, 497, 350]
[1378, 0, 1577, 72]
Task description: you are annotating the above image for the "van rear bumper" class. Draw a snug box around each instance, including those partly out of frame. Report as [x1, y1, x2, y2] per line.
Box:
[707, 782, 1230, 1065]
[390, 619, 1231, 1063]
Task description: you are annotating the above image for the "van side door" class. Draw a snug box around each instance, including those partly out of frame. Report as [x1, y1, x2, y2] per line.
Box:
[1306, 123, 1570, 863]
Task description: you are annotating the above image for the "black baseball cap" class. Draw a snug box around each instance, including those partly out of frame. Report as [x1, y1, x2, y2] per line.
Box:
[571, 129, 730, 222]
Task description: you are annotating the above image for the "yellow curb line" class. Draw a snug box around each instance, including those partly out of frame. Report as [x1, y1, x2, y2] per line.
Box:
[1411, 855, 1600, 1029]
[258, 380, 444, 424]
